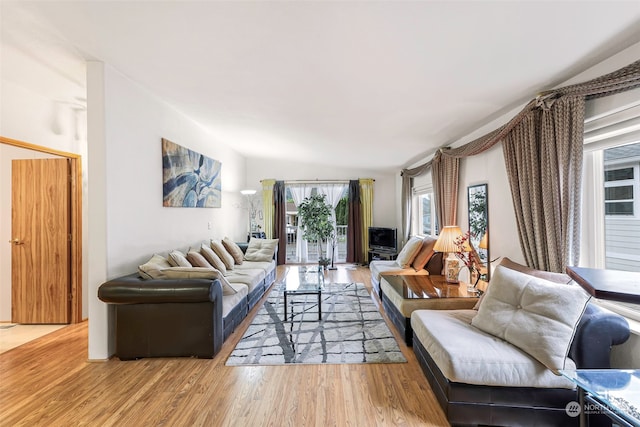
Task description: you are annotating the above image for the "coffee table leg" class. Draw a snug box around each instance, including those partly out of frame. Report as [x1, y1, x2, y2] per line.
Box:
[318, 291, 322, 320]
[284, 291, 288, 321]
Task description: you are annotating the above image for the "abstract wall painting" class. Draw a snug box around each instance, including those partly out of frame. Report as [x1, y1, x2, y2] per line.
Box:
[162, 138, 222, 208]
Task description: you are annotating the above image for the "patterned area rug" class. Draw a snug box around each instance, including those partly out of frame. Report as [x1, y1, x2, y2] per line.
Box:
[226, 282, 407, 365]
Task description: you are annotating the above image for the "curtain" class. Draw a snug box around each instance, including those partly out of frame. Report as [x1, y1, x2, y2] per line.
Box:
[317, 183, 347, 260]
[288, 184, 312, 262]
[273, 181, 286, 265]
[346, 180, 363, 263]
[431, 150, 459, 227]
[261, 179, 276, 238]
[430, 59, 640, 272]
[400, 161, 432, 243]
[503, 96, 585, 272]
[359, 179, 374, 262]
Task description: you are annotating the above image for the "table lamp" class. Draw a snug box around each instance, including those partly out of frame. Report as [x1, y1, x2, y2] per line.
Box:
[433, 225, 470, 283]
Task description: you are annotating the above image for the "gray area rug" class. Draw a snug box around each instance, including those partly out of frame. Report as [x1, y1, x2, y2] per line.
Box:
[226, 282, 407, 365]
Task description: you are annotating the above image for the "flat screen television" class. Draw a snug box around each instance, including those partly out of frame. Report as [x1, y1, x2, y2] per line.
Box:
[368, 227, 397, 252]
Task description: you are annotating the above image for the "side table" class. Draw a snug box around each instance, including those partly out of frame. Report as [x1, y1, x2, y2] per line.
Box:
[560, 369, 640, 427]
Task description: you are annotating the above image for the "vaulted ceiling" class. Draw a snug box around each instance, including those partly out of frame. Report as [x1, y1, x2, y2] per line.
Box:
[3, 1, 640, 171]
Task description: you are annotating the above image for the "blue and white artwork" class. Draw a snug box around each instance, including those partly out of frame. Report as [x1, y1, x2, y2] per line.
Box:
[162, 138, 222, 208]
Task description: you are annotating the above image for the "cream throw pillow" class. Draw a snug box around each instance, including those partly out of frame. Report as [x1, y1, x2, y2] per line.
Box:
[395, 236, 424, 268]
[187, 250, 213, 268]
[471, 265, 591, 372]
[244, 238, 278, 262]
[211, 239, 235, 270]
[138, 254, 172, 279]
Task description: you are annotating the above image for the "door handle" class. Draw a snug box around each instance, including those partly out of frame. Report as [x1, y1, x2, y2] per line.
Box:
[8, 238, 23, 245]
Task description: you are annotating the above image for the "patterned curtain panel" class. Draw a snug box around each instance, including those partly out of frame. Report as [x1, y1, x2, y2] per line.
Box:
[503, 97, 585, 272]
[261, 179, 275, 238]
[273, 181, 287, 265]
[346, 180, 362, 263]
[359, 179, 374, 262]
[400, 161, 432, 244]
[431, 150, 459, 227]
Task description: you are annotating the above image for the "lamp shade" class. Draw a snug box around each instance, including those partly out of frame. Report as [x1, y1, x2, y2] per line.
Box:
[433, 225, 471, 253]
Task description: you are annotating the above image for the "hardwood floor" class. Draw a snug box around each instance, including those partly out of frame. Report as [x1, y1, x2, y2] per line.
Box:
[0, 265, 449, 426]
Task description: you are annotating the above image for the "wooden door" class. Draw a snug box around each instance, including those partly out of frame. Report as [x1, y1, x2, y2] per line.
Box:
[11, 158, 71, 324]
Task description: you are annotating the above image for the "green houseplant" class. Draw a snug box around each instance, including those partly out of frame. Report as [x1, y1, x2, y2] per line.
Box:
[298, 193, 335, 268]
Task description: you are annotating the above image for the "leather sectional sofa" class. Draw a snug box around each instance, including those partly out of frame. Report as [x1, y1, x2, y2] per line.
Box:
[98, 239, 277, 360]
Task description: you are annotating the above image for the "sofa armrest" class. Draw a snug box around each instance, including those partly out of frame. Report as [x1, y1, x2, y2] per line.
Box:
[98, 273, 222, 304]
[569, 303, 630, 368]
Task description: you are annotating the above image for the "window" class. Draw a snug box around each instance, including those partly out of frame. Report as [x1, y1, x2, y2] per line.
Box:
[412, 186, 437, 236]
[583, 94, 640, 321]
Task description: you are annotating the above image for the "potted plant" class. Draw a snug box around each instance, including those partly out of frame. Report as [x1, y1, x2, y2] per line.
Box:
[298, 193, 335, 269]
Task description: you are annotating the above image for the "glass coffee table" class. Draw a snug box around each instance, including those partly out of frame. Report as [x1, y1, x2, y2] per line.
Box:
[282, 266, 325, 321]
[560, 369, 640, 427]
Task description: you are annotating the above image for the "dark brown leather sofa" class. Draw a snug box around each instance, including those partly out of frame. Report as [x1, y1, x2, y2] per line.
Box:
[98, 277, 223, 360]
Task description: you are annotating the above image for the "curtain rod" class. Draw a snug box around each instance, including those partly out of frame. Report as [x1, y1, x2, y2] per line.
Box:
[260, 179, 375, 184]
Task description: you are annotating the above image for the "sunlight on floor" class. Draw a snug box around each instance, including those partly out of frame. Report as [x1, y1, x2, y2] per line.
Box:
[0, 324, 66, 354]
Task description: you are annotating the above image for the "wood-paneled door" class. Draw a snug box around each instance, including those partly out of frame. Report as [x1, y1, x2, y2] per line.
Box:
[11, 158, 71, 324]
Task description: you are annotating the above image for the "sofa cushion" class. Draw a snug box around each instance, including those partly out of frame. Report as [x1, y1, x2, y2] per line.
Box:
[211, 239, 235, 270]
[235, 260, 276, 275]
[471, 265, 591, 372]
[411, 236, 437, 271]
[223, 283, 249, 318]
[186, 250, 213, 268]
[499, 257, 572, 284]
[411, 309, 575, 388]
[226, 268, 266, 293]
[396, 236, 424, 268]
[200, 243, 228, 275]
[222, 237, 244, 265]
[244, 238, 278, 262]
[167, 250, 192, 267]
[138, 254, 172, 279]
[370, 260, 430, 283]
[160, 267, 238, 295]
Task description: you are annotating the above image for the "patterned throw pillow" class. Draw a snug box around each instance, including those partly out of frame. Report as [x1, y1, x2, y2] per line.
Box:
[222, 237, 244, 265]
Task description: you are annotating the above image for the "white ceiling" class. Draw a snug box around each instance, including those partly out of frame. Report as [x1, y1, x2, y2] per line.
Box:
[3, 1, 640, 171]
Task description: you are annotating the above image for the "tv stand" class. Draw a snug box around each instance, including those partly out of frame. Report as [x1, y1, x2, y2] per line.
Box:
[368, 248, 398, 264]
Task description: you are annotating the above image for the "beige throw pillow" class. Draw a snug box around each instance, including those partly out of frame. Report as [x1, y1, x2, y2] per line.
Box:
[471, 265, 591, 372]
[138, 254, 172, 279]
[395, 236, 424, 268]
[222, 237, 244, 265]
[244, 238, 278, 262]
[200, 243, 227, 275]
[187, 250, 213, 268]
[211, 239, 235, 270]
[167, 250, 192, 268]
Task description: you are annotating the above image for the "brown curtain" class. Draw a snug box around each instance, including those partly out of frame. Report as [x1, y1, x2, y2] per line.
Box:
[346, 180, 363, 263]
[431, 150, 459, 227]
[273, 180, 286, 265]
[400, 161, 432, 243]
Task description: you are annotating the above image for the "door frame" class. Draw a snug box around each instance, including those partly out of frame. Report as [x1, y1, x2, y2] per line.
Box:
[1, 136, 83, 323]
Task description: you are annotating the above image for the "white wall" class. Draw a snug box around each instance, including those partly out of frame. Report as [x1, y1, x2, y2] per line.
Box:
[88, 63, 248, 359]
[245, 158, 397, 229]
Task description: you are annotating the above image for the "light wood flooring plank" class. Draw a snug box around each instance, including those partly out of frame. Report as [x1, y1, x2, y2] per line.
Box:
[0, 265, 449, 426]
